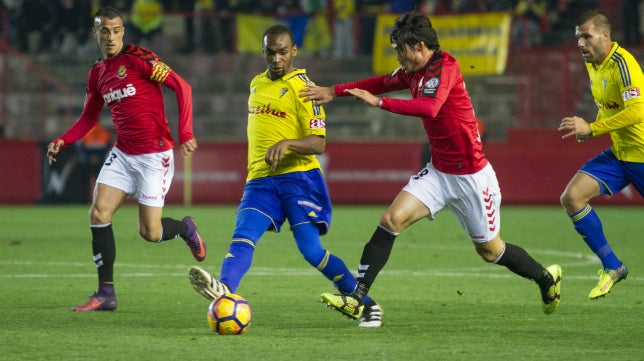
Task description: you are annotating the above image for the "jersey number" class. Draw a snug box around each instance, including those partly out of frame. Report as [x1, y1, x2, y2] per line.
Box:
[412, 168, 429, 180]
[104, 152, 117, 166]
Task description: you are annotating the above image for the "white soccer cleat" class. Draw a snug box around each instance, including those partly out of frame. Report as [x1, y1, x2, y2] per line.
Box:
[188, 266, 230, 301]
[359, 301, 383, 328]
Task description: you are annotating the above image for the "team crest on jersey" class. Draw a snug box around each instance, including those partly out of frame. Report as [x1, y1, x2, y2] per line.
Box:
[279, 88, 289, 98]
[422, 77, 440, 97]
[117, 65, 127, 79]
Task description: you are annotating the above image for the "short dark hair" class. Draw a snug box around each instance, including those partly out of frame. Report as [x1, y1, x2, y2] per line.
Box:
[576, 10, 611, 32]
[390, 13, 440, 52]
[95, 6, 122, 21]
[263, 24, 295, 45]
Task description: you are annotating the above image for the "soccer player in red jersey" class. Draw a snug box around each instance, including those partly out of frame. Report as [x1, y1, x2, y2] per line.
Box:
[46, 7, 206, 311]
[300, 13, 562, 321]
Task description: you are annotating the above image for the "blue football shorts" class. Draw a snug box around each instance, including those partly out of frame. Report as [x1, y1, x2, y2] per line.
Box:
[579, 148, 644, 197]
[237, 169, 332, 234]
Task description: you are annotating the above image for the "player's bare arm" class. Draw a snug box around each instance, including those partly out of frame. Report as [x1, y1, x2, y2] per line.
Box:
[46, 139, 65, 165]
[265, 135, 325, 171]
[180, 138, 198, 157]
[299, 85, 335, 105]
[344, 88, 381, 107]
[558, 116, 592, 142]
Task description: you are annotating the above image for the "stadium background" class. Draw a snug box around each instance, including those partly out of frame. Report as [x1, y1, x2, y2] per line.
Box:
[0, 0, 642, 205]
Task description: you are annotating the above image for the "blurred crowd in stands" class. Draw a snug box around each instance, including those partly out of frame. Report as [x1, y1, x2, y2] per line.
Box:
[0, 0, 641, 58]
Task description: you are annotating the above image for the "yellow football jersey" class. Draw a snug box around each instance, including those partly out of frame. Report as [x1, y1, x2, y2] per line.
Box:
[587, 42, 644, 162]
[246, 68, 326, 181]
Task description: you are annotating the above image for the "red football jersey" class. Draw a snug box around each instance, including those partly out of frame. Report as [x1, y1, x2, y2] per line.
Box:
[335, 51, 487, 175]
[57, 44, 193, 155]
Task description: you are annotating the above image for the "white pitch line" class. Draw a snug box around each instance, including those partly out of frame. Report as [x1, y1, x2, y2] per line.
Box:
[1, 249, 639, 282]
[0, 260, 189, 269]
[1, 265, 642, 282]
[0, 248, 598, 270]
[2, 272, 642, 282]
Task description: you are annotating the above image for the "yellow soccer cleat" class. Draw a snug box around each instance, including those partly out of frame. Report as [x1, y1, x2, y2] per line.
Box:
[541, 264, 562, 315]
[589, 265, 628, 299]
[320, 293, 364, 320]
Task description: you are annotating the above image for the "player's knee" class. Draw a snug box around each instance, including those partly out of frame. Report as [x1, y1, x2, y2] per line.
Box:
[379, 211, 404, 233]
[476, 248, 499, 263]
[232, 228, 263, 243]
[559, 190, 572, 208]
[138, 226, 160, 242]
[89, 205, 112, 225]
[474, 238, 503, 263]
[560, 189, 586, 213]
[295, 235, 325, 266]
[292, 222, 326, 266]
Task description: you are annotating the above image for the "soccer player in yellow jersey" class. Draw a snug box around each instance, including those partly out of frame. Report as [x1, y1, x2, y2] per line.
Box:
[188, 24, 382, 327]
[558, 10, 643, 299]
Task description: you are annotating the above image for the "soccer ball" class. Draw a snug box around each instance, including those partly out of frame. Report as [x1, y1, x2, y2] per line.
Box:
[207, 294, 252, 335]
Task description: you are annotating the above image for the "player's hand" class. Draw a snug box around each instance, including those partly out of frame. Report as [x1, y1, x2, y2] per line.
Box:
[344, 88, 381, 107]
[299, 85, 334, 106]
[265, 140, 290, 171]
[181, 138, 198, 157]
[558, 116, 592, 142]
[46, 139, 64, 165]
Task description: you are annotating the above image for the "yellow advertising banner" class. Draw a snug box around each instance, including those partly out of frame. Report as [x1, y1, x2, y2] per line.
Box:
[373, 12, 511, 75]
[236, 14, 331, 55]
[236, 14, 281, 54]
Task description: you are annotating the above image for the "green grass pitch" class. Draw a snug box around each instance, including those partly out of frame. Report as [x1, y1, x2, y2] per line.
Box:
[0, 205, 642, 361]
